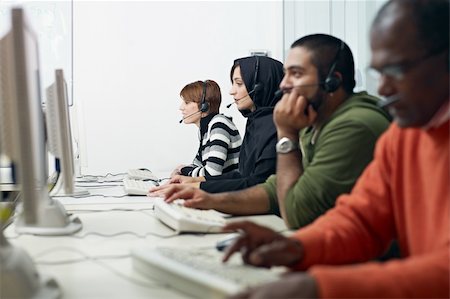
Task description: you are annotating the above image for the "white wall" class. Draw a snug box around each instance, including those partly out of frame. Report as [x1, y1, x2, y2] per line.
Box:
[0, 1, 72, 172]
[283, 0, 388, 95]
[73, 1, 284, 175]
[1, 0, 388, 176]
[0, 1, 72, 103]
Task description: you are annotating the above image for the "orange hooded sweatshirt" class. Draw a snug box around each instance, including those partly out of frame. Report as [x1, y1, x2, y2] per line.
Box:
[292, 119, 449, 298]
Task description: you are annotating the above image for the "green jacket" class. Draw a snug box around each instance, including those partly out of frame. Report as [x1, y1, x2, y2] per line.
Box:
[263, 91, 391, 228]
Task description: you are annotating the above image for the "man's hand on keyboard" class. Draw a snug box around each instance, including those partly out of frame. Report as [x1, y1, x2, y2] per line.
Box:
[155, 184, 217, 210]
[148, 182, 201, 198]
[222, 221, 303, 268]
[169, 175, 205, 184]
[230, 272, 318, 299]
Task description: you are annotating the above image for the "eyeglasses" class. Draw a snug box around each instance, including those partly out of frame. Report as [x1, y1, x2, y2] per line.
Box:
[367, 49, 446, 81]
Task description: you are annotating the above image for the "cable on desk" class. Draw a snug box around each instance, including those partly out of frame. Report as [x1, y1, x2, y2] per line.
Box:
[52, 194, 129, 199]
[4, 210, 155, 238]
[76, 179, 124, 184]
[5, 228, 178, 240]
[76, 173, 126, 183]
[66, 207, 155, 214]
[65, 207, 156, 221]
[3, 215, 174, 240]
[66, 208, 156, 220]
[71, 230, 178, 239]
[79, 172, 126, 178]
[33, 246, 130, 264]
[75, 184, 124, 188]
[32, 246, 168, 289]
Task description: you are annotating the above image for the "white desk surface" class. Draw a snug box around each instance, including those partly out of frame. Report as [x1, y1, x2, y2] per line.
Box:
[4, 182, 287, 299]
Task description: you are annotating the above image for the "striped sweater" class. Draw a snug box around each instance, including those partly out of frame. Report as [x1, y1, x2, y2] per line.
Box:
[181, 114, 241, 177]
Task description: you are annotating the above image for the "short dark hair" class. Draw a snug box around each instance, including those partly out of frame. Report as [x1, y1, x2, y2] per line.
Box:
[291, 34, 356, 94]
[373, 0, 449, 55]
[179, 80, 221, 114]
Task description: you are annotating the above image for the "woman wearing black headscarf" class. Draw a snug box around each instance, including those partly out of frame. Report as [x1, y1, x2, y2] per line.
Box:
[197, 56, 284, 192]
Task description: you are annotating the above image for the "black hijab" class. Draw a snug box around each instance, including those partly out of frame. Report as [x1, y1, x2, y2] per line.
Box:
[231, 56, 284, 117]
[200, 56, 284, 193]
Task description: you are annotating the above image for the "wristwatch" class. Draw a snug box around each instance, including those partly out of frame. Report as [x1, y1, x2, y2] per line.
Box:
[276, 137, 299, 154]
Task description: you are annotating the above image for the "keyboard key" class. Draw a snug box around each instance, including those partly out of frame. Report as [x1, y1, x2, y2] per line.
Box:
[123, 178, 158, 195]
[132, 246, 282, 299]
[154, 199, 226, 233]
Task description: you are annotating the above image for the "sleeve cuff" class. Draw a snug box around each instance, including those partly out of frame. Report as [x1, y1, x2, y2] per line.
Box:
[262, 175, 280, 216]
[288, 225, 327, 271]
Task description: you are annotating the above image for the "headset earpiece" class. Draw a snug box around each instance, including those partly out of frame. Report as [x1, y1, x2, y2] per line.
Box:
[251, 56, 262, 99]
[252, 82, 263, 93]
[322, 41, 345, 93]
[323, 74, 341, 93]
[199, 80, 209, 112]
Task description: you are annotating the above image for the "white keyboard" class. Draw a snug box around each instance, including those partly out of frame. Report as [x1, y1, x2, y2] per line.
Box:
[154, 199, 226, 233]
[132, 247, 282, 299]
[127, 169, 159, 181]
[123, 178, 158, 195]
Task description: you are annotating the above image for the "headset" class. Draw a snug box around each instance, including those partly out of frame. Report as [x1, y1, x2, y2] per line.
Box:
[252, 56, 262, 95]
[322, 40, 345, 93]
[179, 81, 208, 123]
[226, 56, 263, 108]
[199, 80, 209, 113]
[271, 39, 346, 114]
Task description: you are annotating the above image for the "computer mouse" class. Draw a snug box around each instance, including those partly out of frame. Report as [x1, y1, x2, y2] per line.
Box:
[216, 233, 240, 252]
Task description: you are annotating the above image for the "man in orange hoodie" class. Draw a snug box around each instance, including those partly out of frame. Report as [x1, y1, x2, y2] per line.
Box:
[222, 0, 449, 298]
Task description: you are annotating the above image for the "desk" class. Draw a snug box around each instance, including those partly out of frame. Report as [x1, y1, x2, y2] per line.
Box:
[4, 182, 287, 299]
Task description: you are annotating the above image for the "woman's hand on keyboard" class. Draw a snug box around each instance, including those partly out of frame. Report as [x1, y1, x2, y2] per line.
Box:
[222, 221, 303, 268]
[170, 164, 186, 177]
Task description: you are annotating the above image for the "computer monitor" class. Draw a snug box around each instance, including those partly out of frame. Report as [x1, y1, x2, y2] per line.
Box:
[0, 7, 82, 235]
[0, 7, 63, 298]
[45, 69, 88, 197]
[0, 22, 19, 190]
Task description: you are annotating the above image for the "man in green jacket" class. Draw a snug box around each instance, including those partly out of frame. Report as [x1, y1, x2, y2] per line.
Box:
[150, 34, 391, 229]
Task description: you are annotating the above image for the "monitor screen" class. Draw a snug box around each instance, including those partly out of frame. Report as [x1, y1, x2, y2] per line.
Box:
[14, 8, 49, 224]
[0, 8, 47, 220]
[0, 7, 63, 299]
[0, 30, 20, 185]
[44, 69, 88, 197]
[0, 8, 82, 235]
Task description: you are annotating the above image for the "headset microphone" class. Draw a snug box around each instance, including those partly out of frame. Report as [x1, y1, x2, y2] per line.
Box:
[378, 96, 400, 108]
[226, 88, 258, 108]
[227, 55, 264, 109]
[179, 110, 202, 123]
[179, 81, 209, 123]
[274, 83, 325, 114]
[226, 102, 237, 109]
[274, 83, 323, 98]
[274, 89, 283, 99]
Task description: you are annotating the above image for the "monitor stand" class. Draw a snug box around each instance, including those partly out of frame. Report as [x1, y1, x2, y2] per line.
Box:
[15, 198, 82, 236]
[0, 231, 62, 298]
